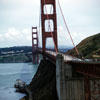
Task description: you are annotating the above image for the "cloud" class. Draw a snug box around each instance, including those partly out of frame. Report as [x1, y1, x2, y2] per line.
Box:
[0, 0, 100, 48]
[0, 26, 98, 48]
[37, 26, 93, 48]
[0, 0, 40, 31]
[57, 26, 96, 47]
[0, 28, 32, 47]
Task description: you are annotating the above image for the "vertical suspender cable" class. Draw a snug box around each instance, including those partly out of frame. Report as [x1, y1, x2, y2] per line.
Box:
[57, 0, 79, 56]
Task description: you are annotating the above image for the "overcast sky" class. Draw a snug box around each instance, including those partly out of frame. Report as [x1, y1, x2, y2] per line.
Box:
[0, 0, 100, 48]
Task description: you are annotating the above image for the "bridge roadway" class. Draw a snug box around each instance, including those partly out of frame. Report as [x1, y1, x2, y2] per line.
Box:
[37, 49, 100, 78]
[38, 49, 81, 62]
[45, 50, 81, 61]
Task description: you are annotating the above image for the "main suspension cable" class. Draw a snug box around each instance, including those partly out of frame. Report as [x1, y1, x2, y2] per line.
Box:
[57, 0, 79, 56]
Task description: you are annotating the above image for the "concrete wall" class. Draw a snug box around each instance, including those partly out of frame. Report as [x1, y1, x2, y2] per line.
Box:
[65, 79, 85, 100]
[56, 54, 85, 100]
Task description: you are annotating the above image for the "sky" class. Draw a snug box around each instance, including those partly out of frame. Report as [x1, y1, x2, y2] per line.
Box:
[0, 0, 100, 48]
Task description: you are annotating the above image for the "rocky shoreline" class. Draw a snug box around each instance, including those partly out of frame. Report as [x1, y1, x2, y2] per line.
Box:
[22, 59, 58, 100]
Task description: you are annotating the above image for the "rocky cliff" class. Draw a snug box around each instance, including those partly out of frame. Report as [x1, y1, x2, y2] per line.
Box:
[26, 59, 58, 100]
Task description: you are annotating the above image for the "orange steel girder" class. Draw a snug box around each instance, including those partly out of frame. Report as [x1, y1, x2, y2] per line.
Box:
[41, 0, 58, 52]
[32, 27, 39, 64]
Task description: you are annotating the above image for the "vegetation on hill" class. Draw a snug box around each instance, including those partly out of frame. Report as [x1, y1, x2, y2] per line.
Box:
[0, 46, 32, 63]
[67, 33, 100, 60]
[0, 46, 32, 53]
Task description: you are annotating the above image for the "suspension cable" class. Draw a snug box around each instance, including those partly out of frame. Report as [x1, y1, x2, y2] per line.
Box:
[57, 0, 79, 56]
[43, 0, 58, 54]
[38, 1, 41, 48]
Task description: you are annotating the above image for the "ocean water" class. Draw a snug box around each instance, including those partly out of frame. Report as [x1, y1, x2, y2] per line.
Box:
[0, 63, 38, 100]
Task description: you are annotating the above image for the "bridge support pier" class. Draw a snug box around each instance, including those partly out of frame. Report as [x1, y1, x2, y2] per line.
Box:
[56, 54, 67, 100]
[56, 54, 73, 100]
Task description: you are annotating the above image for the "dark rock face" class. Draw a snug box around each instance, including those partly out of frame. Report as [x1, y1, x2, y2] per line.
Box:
[28, 59, 58, 100]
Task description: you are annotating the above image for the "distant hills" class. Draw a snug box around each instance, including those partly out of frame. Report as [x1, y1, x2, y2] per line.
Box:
[67, 33, 100, 60]
[0, 46, 32, 53]
[0, 46, 32, 63]
[0, 46, 71, 63]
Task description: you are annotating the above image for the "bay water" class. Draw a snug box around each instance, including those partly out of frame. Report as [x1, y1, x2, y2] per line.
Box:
[0, 63, 38, 100]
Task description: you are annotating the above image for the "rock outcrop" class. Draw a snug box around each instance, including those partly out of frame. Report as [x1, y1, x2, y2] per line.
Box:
[26, 59, 58, 100]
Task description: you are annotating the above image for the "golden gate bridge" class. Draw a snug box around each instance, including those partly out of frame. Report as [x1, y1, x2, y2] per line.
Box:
[31, 0, 100, 100]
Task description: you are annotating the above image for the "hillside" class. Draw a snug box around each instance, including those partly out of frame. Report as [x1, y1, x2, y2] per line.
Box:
[67, 33, 100, 60]
[0, 46, 32, 63]
[0, 46, 71, 63]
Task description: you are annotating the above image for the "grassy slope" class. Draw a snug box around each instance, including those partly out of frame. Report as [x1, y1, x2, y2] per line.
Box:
[67, 33, 100, 59]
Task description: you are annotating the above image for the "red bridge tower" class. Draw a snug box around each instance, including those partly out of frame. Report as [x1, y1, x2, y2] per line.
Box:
[32, 27, 39, 63]
[41, 0, 58, 52]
